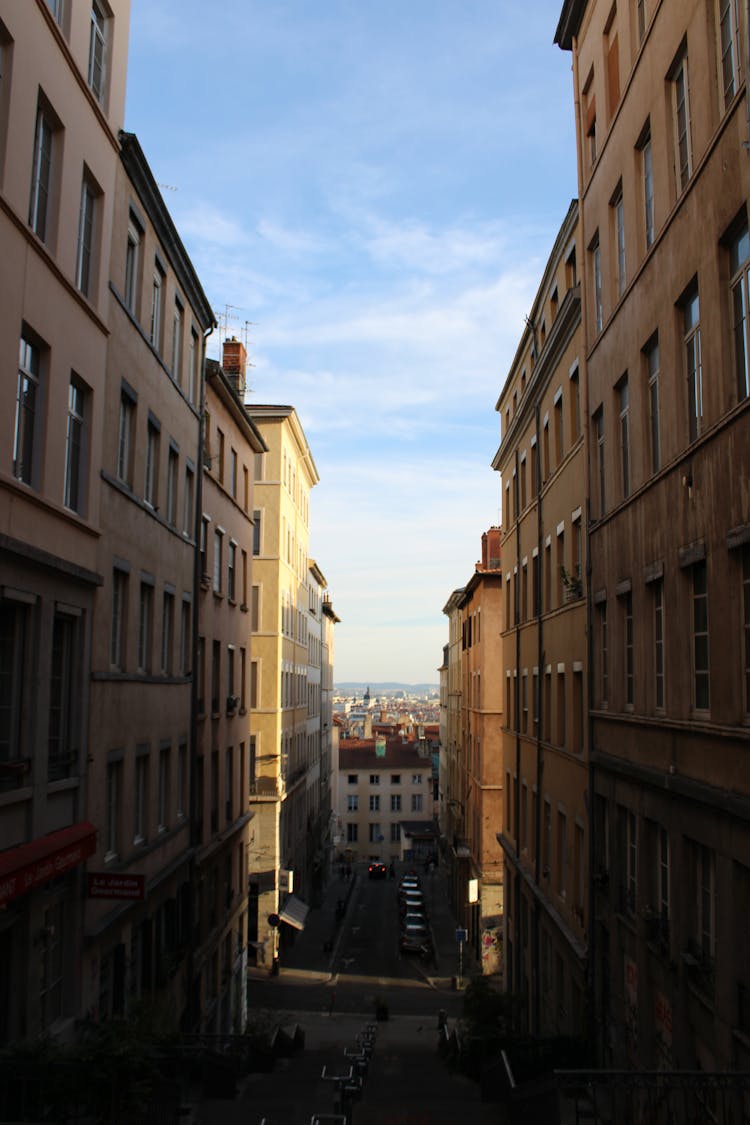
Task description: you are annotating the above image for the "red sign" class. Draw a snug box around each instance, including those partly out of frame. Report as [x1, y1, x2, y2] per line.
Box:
[0, 822, 97, 906]
[87, 872, 145, 900]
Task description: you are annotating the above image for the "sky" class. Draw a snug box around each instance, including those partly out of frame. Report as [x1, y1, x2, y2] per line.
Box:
[125, 1, 578, 686]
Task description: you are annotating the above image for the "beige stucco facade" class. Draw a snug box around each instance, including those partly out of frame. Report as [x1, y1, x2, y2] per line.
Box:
[243, 403, 320, 969]
[0, 0, 129, 1044]
[557, 0, 750, 1074]
[493, 199, 589, 1035]
[84, 133, 214, 1028]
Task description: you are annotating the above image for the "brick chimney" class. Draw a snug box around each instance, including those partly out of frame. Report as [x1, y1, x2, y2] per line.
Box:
[486, 526, 501, 569]
[222, 337, 247, 400]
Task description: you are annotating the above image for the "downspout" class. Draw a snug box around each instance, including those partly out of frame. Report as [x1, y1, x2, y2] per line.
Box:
[533, 394, 544, 1042]
[186, 323, 214, 1032]
[746, 0, 750, 149]
[513, 448, 522, 1020]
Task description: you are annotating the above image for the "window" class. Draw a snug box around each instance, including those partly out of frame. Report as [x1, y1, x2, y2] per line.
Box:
[639, 126, 655, 249]
[177, 742, 187, 819]
[693, 842, 716, 962]
[64, 375, 86, 513]
[671, 45, 692, 193]
[88, 1, 106, 102]
[189, 328, 199, 405]
[252, 510, 262, 555]
[251, 584, 259, 630]
[134, 750, 148, 843]
[124, 215, 140, 313]
[731, 222, 750, 401]
[391, 774, 401, 784]
[653, 577, 665, 709]
[636, 0, 647, 41]
[594, 407, 606, 516]
[161, 591, 173, 674]
[613, 184, 626, 296]
[216, 428, 225, 483]
[657, 825, 670, 925]
[692, 560, 710, 710]
[211, 641, 220, 713]
[718, 0, 741, 111]
[158, 746, 170, 831]
[39, 900, 64, 1030]
[624, 809, 637, 914]
[230, 449, 238, 498]
[13, 334, 41, 486]
[644, 335, 661, 471]
[554, 394, 564, 463]
[171, 299, 183, 383]
[347, 823, 358, 843]
[46, 0, 64, 23]
[144, 419, 159, 507]
[105, 759, 121, 858]
[138, 582, 153, 673]
[683, 287, 703, 441]
[370, 774, 381, 785]
[180, 597, 190, 675]
[623, 590, 634, 705]
[411, 774, 422, 785]
[75, 173, 97, 297]
[347, 794, 358, 812]
[411, 793, 423, 812]
[583, 72, 596, 166]
[391, 793, 401, 811]
[598, 600, 609, 704]
[48, 612, 76, 781]
[111, 568, 127, 669]
[166, 446, 177, 526]
[250, 660, 258, 708]
[347, 774, 358, 784]
[369, 823, 381, 843]
[570, 367, 581, 440]
[618, 376, 630, 498]
[369, 794, 380, 812]
[183, 464, 194, 535]
[213, 530, 223, 594]
[149, 263, 164, 349]
[591, 232, 603, 333]
[391, 823, 401, 842]
[29, 104, 54, 242]
[117, 386, 134, 486]
[227, 541, 236, 601]
[557, 810, 567, 896]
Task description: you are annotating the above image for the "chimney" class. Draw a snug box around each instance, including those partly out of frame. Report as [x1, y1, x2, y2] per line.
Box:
[486, 526, 502, 570]
[222, 337, 247, 400]
[481, 531, 489, 569]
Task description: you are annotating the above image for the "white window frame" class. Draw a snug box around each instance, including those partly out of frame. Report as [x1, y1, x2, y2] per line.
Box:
[88, 0, 106, 103]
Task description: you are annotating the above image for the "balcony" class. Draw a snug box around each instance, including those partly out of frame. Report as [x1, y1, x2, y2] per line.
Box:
[248, 776, 280, 801]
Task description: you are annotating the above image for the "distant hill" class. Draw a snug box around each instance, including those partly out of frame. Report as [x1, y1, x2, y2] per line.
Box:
[334, 682, 438, 695]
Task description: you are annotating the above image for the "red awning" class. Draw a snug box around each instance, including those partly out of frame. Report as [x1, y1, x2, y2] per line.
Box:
[0, 822, 97, 906]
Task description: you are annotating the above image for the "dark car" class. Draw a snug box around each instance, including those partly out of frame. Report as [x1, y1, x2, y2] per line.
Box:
[368, 860, 387, 879]
[400, 926, 432, 955]
[401, 911, 428, 930]
[398, 892, 425, 913]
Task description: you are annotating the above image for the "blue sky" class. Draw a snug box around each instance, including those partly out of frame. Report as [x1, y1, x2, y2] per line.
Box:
[125, 1, 578, 685]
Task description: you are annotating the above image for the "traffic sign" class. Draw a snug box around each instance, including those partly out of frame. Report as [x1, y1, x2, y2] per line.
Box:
[455, 927, 467, 943]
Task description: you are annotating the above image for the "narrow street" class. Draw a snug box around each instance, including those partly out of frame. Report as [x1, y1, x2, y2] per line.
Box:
[195, 860, 503, 1123]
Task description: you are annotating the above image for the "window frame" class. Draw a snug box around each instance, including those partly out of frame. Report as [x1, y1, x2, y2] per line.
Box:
[64, 373, 86, 514]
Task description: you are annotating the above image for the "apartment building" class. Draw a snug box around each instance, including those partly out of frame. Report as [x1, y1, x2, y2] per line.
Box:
[440, 588, 464, 840]
[557, 0, 750, 1073]
[193, 349, 266, 1033]
[320, 593, 340, 880]
[84, 132, 214, 1029]
[492, 200, 589, 1036]
[452, 530, 504, 973]
[243, 398, 320, 970]
[335, 738, 436, 864]
[0, 0, 130, 1044]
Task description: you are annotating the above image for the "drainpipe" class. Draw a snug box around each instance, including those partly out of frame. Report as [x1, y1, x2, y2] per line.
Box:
[186, 323, 214, 1032]
[532, 395, 544, 1041]
[513, 447, 522, 1016]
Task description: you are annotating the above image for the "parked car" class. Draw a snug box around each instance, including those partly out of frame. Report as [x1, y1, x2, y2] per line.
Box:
[400, 931, 433, 957]
[401, 911, 428, 930]
[398, 889, 425, 908]
[395, 895, 425, 913]
[368, 860, 387, 879]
